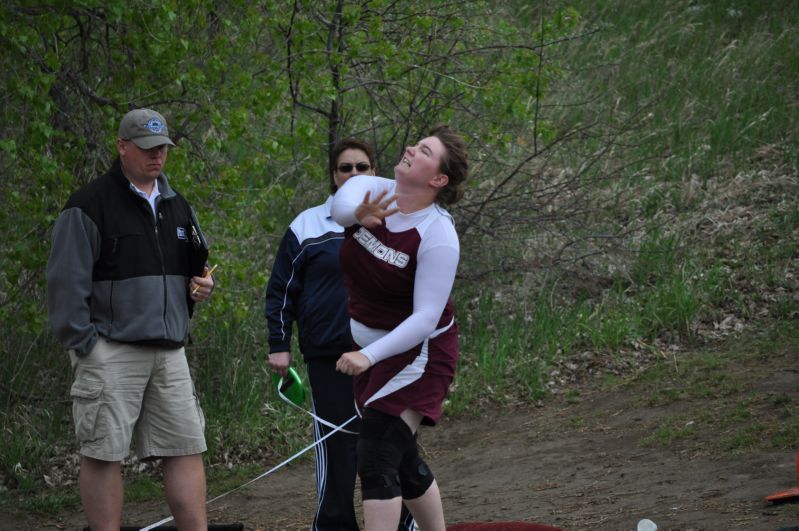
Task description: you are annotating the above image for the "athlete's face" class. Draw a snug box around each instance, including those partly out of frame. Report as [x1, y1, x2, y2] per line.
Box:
[334, 148, 374, 189]
[394, 136, 447, 191]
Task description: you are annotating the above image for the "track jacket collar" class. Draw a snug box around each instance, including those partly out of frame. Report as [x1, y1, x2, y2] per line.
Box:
[323, 194, 335, 219]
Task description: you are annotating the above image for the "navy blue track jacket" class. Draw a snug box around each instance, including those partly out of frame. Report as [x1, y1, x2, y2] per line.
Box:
[264, 196, 352, 361]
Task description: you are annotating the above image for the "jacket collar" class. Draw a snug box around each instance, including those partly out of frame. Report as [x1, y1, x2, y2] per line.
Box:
[110, 157, 176, 200]
[323, 195, 335, 218]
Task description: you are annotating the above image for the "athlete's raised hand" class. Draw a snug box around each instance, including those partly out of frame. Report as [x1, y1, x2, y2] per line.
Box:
[355, 190, 399, 228]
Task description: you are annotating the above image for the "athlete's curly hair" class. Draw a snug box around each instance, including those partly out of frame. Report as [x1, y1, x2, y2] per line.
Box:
[430, 124, 468, 206]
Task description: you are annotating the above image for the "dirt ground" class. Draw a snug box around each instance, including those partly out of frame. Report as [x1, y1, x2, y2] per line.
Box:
[7, 346, 799, 531]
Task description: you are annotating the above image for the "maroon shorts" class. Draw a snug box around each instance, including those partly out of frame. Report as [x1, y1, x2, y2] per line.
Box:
[354, 323, 459, 425]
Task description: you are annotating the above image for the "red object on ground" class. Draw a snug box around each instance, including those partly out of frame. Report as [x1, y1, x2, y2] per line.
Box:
[447, 523, 562, 531]
[765, 450, 799, 503]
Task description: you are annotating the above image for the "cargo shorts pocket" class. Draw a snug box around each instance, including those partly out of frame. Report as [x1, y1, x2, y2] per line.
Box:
[70, 379, 104, 444]
[193, 391, 206, 432]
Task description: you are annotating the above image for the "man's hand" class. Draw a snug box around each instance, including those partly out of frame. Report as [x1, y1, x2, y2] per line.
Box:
[336, 351, 372, 376]
[190, 265, 215, 302]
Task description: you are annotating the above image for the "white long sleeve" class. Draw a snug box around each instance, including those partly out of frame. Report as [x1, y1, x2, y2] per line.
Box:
[331, 175, 396, 227]
[359, 216, 459, 364]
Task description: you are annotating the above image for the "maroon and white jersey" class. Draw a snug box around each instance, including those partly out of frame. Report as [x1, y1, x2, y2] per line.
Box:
[332, 175, 460, 424]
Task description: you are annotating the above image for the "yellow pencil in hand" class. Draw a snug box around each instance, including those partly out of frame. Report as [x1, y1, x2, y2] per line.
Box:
[192, 264, 217, 295]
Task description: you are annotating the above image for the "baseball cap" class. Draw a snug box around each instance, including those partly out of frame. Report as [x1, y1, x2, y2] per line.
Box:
[118, 108, 176, 149]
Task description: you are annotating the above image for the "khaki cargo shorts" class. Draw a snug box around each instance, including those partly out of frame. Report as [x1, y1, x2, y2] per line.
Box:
[69, 339, 206, 461]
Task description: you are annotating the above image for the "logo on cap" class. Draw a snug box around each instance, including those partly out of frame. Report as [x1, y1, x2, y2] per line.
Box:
[145, 118, 165, 133]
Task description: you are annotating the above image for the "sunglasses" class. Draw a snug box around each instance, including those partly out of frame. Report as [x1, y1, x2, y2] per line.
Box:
[337, 162, 371, 173]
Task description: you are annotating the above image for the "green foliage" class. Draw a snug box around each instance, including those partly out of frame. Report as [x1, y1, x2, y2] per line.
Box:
[0, 403, 69, 490]
[0, 0, 585, 485]
[187, 312, 314, 464]
[451, 292, 554, 414]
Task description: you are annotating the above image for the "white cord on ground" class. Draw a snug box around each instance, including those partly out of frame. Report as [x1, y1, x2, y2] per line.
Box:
[139, 384, 358, 531]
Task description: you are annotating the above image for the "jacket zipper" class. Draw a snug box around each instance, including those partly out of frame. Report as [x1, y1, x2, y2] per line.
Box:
[153, 202, 168, 326]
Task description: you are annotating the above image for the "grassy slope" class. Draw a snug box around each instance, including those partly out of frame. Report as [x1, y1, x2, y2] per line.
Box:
[532, 0, 799, 454]
[449, 0, 798, 412]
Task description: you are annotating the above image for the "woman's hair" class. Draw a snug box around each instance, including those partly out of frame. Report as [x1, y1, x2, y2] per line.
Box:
[329, 138, 377, 194]
[430, 124, 468, 206]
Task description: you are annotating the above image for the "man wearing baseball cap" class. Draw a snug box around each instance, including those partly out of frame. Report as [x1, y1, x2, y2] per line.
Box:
[47, 108, 214, 531]
[118, 108, 176, 148]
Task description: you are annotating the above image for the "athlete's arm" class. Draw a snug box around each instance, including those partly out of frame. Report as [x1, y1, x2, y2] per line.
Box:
[360, 220, 459, 364]
[331, 175, 396, 227]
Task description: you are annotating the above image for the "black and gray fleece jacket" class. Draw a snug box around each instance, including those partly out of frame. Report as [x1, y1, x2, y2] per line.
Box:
[46, 158, 207, 357]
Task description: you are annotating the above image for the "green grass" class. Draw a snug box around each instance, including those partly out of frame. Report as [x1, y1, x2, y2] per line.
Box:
[0, 404, 71, 491]
[642, 416, 698, 446]
[448, 250, 722, 413]
[124, 476, 164, 503]
[627, 322, 799, 454]
[0, 460, 286, 518]
[565, 0, 799, 181]
[0, 487, 81, 516]
[207, 463, 272, 498]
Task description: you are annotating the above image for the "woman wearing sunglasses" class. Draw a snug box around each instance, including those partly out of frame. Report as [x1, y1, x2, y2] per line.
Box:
[266, 139, 402, 531]
[333, 125, 468, 531]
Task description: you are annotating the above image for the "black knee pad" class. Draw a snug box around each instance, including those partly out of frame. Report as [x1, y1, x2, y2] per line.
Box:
[398, 442, 434, 499]
[357, 436, 402, 500]
[357, 409, 415, 501]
